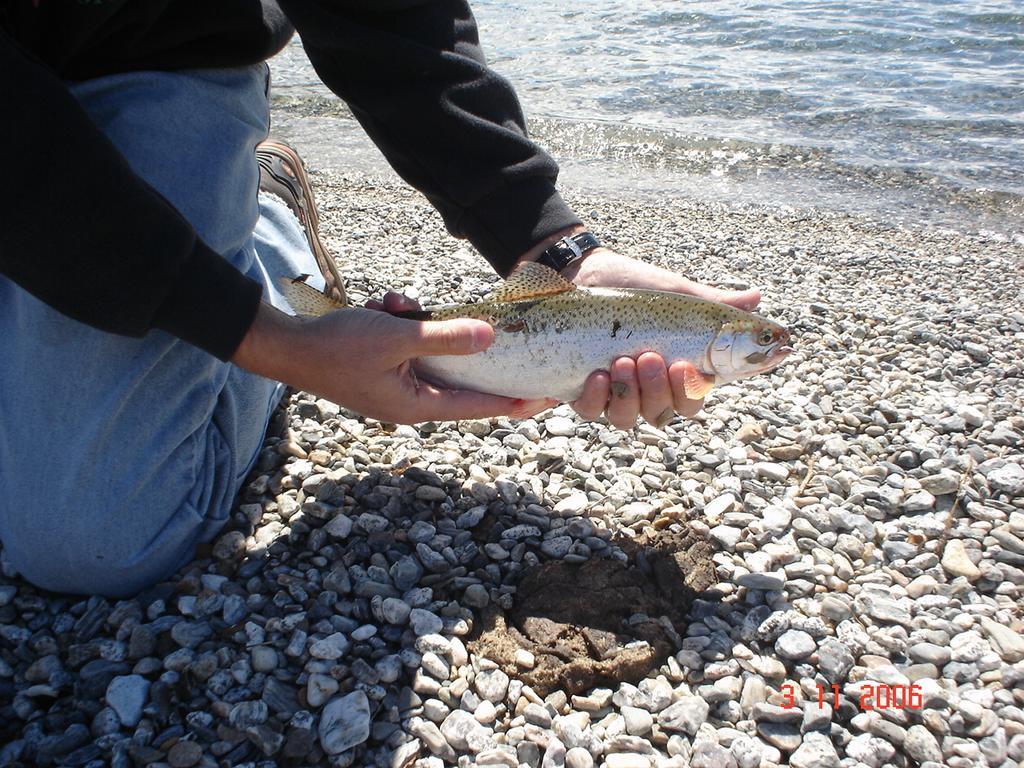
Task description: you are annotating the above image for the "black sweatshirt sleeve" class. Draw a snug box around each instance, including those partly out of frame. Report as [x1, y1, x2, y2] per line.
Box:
[1, 0, 579, 358]
[276, 0, 582, 276]
[0, 30, 263, 361]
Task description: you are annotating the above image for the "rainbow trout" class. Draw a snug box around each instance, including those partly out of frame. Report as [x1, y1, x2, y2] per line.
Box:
[279, 262, 792, 402]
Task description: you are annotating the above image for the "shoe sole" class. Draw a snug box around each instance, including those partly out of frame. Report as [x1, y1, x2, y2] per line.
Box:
[258, 140, 347, 306]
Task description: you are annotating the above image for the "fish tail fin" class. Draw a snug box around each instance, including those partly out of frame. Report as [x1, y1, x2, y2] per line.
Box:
[277, 275, 347, 317]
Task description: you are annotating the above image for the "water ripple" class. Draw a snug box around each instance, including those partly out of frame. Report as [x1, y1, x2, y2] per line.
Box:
[271, 0, 1024, 232]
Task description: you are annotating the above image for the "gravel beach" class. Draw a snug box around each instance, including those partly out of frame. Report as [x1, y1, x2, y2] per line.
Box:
[1, 169, 1022, 768]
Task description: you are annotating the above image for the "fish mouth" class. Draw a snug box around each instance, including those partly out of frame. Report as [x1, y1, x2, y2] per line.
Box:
[752, 340, 794, 374]
[765, 343, 793, 366]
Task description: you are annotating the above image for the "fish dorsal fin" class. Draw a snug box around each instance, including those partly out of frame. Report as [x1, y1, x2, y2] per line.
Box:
[277, 275, 346, 317]
[490, 262, 577, 302]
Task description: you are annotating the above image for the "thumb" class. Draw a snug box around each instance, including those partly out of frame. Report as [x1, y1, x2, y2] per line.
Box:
[408, 318, 495, 356]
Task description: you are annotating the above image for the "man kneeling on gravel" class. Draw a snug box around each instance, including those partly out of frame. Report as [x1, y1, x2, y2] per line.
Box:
[0, 1, 759, 596]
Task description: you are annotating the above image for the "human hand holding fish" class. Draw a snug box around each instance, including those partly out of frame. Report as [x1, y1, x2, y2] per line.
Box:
[551, 247, 764, 428]
[231, 299, 558, 424]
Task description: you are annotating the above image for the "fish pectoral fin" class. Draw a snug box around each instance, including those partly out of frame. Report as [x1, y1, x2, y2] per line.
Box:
[277, 276, 347, 317]
[681, 367, 716, 400]
[490, 261, 577, 302]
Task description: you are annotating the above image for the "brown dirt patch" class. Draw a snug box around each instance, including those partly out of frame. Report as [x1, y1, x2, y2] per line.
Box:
[468, 527, 716, 696]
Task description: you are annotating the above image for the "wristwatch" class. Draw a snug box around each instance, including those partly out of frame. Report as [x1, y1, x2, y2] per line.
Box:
[536, 232, 601, 273]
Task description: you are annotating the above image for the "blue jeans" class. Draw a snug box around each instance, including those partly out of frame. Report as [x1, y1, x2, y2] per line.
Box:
[0, 65, 323, 596]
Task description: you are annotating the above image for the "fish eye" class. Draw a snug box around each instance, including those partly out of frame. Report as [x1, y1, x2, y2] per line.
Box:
[757, 329, 774, 346]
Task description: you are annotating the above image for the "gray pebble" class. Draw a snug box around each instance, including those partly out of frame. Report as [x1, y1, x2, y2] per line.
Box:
[319, 691, 371, 755]
[104, 675, 149, 728]
[462, 584, 490, 608]
[658, 697, 708, 735]
[903, 725, 943, 764]
[410, 609, 444, 636]
[381, 597, 412, 625]
[738, 571, 787, 591]
[474, 668, 509, 703]
[775, 629, 816, 660]
[309, 632, 349, 659]
[229, 699, 268, 729]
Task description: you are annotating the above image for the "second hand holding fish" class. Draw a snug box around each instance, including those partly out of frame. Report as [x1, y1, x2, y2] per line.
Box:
[558, 247, 762, 429]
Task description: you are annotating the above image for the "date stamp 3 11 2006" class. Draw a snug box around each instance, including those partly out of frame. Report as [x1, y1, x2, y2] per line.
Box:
[782, 683, 924, 711]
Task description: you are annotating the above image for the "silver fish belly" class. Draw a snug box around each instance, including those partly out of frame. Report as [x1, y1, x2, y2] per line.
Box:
[416, 321, 714, 402]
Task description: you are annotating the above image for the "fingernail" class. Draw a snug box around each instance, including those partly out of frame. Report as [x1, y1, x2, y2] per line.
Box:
[611, 381, 629, 399]
[655, 408, 674, 428]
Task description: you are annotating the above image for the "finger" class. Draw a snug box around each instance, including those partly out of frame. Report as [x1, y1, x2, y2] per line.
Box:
[511, 398, 560, 420]
[408, 318, 495, 356]
[679, 279, 761, 311]
[718, 287, 761, 311]
[572, 370, 611, 421]
[408, 384, 533, 423]
[636, 352, 675, 428]
[382, 291, 423, 313]
[405, 361, 557, 421]
[668, 361, 709, 418]
[365, 299, 385, 311]
[605, 357, 641, 430]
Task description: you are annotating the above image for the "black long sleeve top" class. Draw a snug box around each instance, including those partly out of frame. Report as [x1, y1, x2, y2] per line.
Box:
[0, 0, 580, 360]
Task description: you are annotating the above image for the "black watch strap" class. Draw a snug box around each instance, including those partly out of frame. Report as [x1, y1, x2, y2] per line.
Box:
[536, 232, 601, 273]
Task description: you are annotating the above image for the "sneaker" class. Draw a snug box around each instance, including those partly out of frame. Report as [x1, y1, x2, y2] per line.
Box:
[256, 139, 347, 306]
